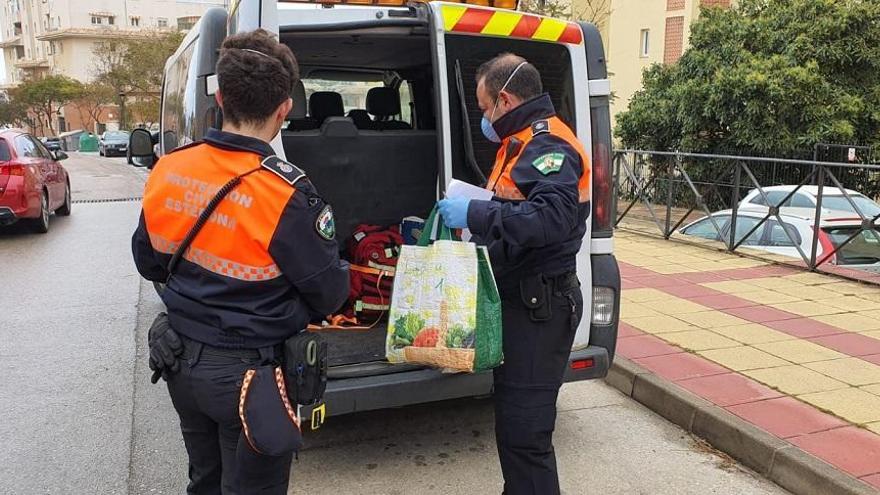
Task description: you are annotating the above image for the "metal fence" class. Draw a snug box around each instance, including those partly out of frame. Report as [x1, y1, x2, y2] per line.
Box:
[613, 150, 880, 279]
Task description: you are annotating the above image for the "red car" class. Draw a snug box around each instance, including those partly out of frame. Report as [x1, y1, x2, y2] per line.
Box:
[0, 129, 71, 233]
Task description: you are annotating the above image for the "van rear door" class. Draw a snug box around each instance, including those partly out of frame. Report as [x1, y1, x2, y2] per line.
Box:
[429, 2, 597, 349]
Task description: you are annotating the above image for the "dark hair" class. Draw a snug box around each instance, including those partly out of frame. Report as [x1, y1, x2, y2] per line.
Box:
[216, 29, 299, 127]
[476, 53, 542, 102]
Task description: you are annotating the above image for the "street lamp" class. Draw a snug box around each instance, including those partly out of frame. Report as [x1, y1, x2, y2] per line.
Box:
[118, 91, 126, 131]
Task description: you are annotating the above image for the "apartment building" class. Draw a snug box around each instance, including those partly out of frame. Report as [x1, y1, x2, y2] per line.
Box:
[0, 0, 223, 133]
[569, 0, 731, 128]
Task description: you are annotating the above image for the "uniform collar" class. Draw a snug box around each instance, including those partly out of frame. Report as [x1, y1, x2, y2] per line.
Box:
[203, 128, 275, 157]
[492, 94, 556, 140]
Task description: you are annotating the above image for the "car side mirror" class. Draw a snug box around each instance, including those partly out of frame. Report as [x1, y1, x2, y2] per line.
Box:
[129, 128, 155, 158]
[52, 150, 68, 161]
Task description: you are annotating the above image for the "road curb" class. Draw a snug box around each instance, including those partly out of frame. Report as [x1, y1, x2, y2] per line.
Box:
[604, 357, 878, 495]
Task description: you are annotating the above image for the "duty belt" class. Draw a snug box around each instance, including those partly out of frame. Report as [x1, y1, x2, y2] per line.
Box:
[179, 334, 283, 362]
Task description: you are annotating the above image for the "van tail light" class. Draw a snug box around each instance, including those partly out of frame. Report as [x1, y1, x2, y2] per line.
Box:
[813, 228, 837, 265]
[0, 164, 24, 176]
[590, 101, 613, 238]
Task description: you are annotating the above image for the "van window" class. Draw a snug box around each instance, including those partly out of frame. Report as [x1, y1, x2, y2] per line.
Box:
[161, 37, 198, 153]
[303, 79, 376, 115]
[444, 35, 576, 184]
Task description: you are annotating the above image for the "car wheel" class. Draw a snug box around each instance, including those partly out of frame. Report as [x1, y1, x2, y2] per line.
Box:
[56, 181, 71, 216]
[31, 191, 50, 234]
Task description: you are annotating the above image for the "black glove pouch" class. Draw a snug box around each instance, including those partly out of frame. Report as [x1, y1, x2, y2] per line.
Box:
[239, 365, 303, 456]
[283, 332, 328, 406]
[520, 275, 552, 322]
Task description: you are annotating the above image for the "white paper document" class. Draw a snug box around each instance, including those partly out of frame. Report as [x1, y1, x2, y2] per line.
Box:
[446, 179, 493, 201]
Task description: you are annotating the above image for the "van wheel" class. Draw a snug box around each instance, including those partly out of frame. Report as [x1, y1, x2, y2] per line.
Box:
[56, 182, 71, 216]
[31, 191, 50, 234]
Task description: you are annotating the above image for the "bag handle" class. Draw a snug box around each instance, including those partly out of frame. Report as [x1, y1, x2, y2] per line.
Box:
[417, 206, 457, 246]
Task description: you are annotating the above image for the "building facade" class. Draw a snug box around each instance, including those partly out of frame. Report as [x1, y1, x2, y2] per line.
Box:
[0, 0, 223, 134]
[571, 0, 731, 130]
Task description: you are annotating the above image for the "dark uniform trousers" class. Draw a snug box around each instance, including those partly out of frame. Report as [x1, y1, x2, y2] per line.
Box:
[494, 272, 583, 495]
[166, 337, 292, 495]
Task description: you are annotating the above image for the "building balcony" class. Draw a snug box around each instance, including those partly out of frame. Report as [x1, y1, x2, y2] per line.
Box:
[0, 36, 23, 48]
[14, 58, 50, 69]
[36, 27, 176, 42]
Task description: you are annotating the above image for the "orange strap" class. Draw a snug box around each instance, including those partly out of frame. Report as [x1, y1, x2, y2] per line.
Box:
[307, 268, 390, 332]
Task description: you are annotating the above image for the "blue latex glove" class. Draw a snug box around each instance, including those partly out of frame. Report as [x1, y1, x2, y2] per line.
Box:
[438, 197, 471, 229]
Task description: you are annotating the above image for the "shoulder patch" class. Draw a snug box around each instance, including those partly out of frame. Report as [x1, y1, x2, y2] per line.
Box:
[532, 152, 565, 175]
[315, 205, 336, 240]
[261, 155, 306, 186]
[531, 119, 550, 137]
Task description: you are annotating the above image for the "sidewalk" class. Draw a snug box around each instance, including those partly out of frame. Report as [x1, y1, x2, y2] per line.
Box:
[614, 230, 880, 492]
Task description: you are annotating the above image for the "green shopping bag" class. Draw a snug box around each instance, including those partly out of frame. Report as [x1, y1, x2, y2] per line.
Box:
[385, 207, 503, 372]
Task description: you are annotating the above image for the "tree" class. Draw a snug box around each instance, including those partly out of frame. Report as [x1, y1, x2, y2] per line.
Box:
[15, 76, 83, 136]
[519, 0, 573, 19]
[71, 82, 114, 132]
[616, 0, 880, 158]
[0, 96, 29, 128]
[519, 0, 610, 27]
[92, 31, 184, 129]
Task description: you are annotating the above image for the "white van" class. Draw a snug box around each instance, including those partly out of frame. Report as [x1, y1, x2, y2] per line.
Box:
[149, 0, 620, 416]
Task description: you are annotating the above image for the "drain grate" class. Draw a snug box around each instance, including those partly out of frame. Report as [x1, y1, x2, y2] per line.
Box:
[72, 197, 143, 204]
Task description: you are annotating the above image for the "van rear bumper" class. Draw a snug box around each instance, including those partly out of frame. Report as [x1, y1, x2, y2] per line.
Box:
[318, 344, 612, 417]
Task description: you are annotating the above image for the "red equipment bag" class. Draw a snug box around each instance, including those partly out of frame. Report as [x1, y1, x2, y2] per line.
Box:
[347, 225, 404, 319]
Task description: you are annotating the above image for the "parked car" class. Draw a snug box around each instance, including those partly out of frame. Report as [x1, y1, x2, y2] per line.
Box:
[680, 208, 880, 272]
[99, 130, 130, 157]
[740, 185, 880, 219]
[0, 129, 71, 233]
[41, 136, 62, 152]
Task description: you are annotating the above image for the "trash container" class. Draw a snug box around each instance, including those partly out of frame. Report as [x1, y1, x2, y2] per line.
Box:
[79, 133, 99, 152]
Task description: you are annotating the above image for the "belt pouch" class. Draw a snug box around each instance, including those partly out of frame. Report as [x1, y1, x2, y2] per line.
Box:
[283, 332, 328, 406]
[238, 365, 303, 456]
[520, 274, 552, 322]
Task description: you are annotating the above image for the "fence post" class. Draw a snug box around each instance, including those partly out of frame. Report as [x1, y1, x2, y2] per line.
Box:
[809, 165, 825, 270]
[729, 162, 741, 252]
[664, 154, 675, 238]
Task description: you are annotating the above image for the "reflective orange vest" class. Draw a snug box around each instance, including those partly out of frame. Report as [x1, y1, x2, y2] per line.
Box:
[486, 116, 591, 203]
[142, 144, 296, 282]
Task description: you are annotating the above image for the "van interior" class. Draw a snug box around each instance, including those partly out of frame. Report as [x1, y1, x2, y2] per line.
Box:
[278, 24, 579, 371]
[280, 27, 437, 369]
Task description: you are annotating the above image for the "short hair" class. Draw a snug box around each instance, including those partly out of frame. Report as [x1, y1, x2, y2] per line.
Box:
[216, 29, 299, 127]
[476, 53, 542, 102]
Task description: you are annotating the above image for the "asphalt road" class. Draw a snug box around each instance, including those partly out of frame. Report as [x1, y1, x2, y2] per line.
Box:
[0, 153, 790, 495]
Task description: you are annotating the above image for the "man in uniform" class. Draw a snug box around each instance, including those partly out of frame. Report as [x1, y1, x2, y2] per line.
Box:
[131, 30, 349, 494]
[438, 53, 591, 495]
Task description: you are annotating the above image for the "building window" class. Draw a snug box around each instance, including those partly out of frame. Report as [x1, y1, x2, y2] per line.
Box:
[15, 45, 23, 59]
[639, 29, 650, 58]
[667, 0, 685, 10]
[108, 16, 115, 25]
[47, 41, 53, 55]
[157, 18, 168, 28]
[664, 16, 685, 64]
[130, 17, 140, 27]
[177, 16, 199, 31]
[91, 16, 102, 25]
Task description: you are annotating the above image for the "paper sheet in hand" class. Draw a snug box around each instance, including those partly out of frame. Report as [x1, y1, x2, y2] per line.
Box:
[446, 179, 493, 201]
[446, 179, 493, 241]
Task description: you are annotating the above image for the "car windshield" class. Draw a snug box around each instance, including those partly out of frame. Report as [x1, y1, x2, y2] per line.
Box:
[823, 227, 880, 265]
[822, 195, 880, 218]
[105, 131, 129, 139]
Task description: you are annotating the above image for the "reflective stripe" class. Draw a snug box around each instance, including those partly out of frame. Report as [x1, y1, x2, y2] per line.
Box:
[442, 5, 583, 45]
[150, 233, 282, 282]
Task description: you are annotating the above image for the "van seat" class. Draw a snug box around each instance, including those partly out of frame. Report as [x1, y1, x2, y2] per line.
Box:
[281, 125, 437, 241]
[366, 87, 411, 130]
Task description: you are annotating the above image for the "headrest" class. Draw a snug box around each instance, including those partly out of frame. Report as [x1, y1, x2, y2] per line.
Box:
[366, 87, 401, 117]
[309, 91, 344, 123]
[288, 80, 306, 120]
[321, 117, 358, 138]
[347, 109, 372, 128]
